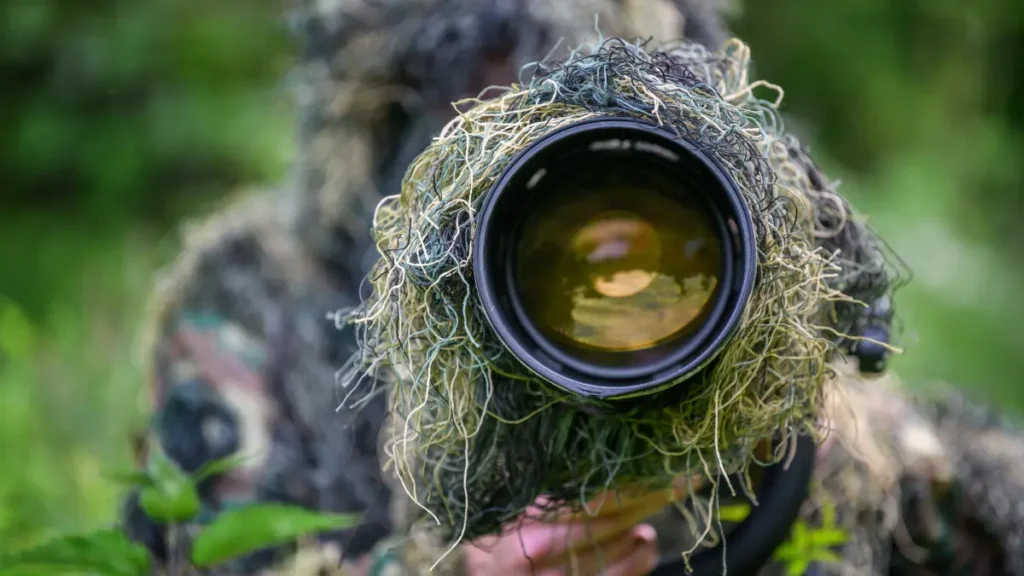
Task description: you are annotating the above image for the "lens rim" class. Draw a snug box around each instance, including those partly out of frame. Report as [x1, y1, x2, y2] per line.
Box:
[474, 118, 757, 399]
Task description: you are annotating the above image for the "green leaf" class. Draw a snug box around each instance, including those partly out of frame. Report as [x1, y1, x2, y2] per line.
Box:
[808, 527, 848, 547]
[138, 446, 200, 522]
[717, 503, 751, 523]
[191, 504, 360, 567]
[785, 557, 810, 576]
[105, 470, 155, 488]
[193, 452, 251, 483]
[0, 529, 150, 576]
[138, 481, 200, 523]
[772, 541, 800, 562]
[819, 500, 837, 529]
[0, 568, 100, 576]
[810, 548, 843, 563]
[790, 521, 809, 550]
[147, 444, 189, 487]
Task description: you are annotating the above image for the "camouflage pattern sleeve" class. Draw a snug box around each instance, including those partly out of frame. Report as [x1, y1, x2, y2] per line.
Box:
[121, 195, 395, 574]
[892, 388, 1024, 575]
[809, 369, 1023, 576]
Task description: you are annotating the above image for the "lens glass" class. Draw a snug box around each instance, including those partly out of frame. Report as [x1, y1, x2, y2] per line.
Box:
[514, 156, 725, 365]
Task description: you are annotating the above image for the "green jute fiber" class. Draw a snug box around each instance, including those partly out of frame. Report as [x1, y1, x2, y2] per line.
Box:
[336, 37, 905, 558]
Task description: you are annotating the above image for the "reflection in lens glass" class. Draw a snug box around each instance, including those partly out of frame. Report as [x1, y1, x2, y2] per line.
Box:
[515, 160, 724, 360]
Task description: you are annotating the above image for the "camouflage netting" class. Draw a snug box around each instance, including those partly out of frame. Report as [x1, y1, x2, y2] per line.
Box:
[336, 37, 904, 557]
[284, 0, 726, 284]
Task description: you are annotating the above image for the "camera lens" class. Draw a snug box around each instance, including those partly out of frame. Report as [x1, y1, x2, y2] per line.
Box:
[474, 119, 756, 399]
[514, 157, 725, 367]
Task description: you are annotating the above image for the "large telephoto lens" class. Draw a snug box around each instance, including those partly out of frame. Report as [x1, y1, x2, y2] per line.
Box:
[474, 119, 756, 399]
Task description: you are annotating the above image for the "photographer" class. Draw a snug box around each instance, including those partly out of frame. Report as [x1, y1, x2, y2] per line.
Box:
[123, 2, 1023, 575]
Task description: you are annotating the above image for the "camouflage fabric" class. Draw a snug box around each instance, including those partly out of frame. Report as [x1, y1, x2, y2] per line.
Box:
[120, 1, 1024, 574]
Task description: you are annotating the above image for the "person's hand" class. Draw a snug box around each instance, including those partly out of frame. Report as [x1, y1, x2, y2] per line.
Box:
[464, 479, 697, 576]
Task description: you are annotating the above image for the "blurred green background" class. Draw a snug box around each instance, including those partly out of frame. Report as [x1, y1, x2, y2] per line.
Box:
[0, 0, 1021, 548]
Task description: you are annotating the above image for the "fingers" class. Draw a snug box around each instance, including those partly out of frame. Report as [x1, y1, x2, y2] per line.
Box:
[530, 475, 701, 524]
[532, 522, 647, 571]
[533, 524, 659, 576]
[466, 517, 661, 576]
[516, 512, 644, 559]
[603, 524, 659, 576]
[601, 538, 659, 576]
[467, 482, 691, 576]
[518, 494, 679, 559]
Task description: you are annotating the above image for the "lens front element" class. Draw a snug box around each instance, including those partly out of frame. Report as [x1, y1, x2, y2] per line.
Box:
[516, 162, 724, 363]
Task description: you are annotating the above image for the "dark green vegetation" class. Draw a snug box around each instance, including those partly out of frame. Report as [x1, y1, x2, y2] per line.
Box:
[1, 0, 1021, 552]
[735, 0, 1024, 403]
[0, 448, 357, 574]
[0, 0, 294, 547]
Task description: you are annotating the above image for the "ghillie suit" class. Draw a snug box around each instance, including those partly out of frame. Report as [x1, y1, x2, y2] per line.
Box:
[121, 0, 736, 573]
[120, 2, 1024, 576]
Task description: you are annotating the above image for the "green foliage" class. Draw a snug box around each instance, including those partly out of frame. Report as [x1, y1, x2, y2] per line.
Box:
[193, 453, 256, 484]
[0, 0, 295, 318]
[136, 446, 200, 523]
[0, 449, 359, 574]
[0, 245, 161, 546]
[772, 501, 848, 576]
[0, 529, 150, 576]
[717, 502, 752, 524]
[732, 0, 1024, 401]
[191, 505, 359, 568]
[0, 0, 295, 546]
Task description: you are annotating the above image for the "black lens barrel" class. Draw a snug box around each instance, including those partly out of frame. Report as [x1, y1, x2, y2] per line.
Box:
[474, 118, 757, 399]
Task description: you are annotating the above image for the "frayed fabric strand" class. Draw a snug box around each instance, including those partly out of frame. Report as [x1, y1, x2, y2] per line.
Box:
[337, 38, 904, 554]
